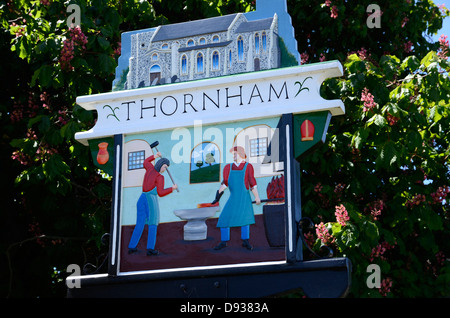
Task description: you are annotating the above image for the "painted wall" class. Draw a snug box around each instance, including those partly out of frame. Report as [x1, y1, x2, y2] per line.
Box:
[121, 116, 282, 226]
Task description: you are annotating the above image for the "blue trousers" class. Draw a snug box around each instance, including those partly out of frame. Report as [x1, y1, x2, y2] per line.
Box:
[220, 225, 250, 241]
[128, 190, 159, 250]
[128, 224, 157, 250]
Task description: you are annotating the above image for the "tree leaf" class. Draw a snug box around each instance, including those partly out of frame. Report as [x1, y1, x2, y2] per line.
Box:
[38, 65, 53, 88]
[97, 36, 110, 50]
[378, 141, 398, 168]
[362, 220, 379, 244]
[401, 55, 420, 71]
[420, 51, 438, 68]
[367, 114, 387, 127]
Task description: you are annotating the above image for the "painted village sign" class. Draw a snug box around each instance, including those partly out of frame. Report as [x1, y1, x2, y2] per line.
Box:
[69, 0, 351, 298]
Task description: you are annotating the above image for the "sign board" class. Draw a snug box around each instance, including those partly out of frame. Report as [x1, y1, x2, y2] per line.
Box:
[69, 0, 351, 298]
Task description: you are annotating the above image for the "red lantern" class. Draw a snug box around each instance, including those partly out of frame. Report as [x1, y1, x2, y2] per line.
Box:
[300, 119, 315, 141]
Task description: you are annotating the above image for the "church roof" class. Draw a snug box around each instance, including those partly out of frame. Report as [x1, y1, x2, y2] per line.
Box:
[235, 17, 274, 33]
[151, 14, 239, 42]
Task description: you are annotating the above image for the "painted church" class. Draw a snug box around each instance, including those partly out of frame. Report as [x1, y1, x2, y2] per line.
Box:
[126, 12, 280, 89]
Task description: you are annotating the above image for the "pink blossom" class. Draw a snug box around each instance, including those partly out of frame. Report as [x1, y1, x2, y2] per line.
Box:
[26, 129, 37, 140]
[303, 232, 315, 248]
[406, 194, 426, 208]
[334, 183, 345, 202]
[35, 143, 58, 162]
[386, 113, 399, 126]
[40, 92, 50, 110]
[366, 198, 385, 218]
[357, 47, 370, 60]
[315, 222, 334, 245]
[114, 42, 121, 56]
[301, 52, 309, 65]
[10, 104, 23, 123]
[40, 92, 48, 102]
[403, 40, 413, 53]
[10, 93, 42, 123]
[60, 39, 75, 71]
[59, 26, 88, 71]
[371, 209, 381, 220]
[314, 182, 323, 193]
[370, 241, 395, 262]
[401, 17, 409, 28]
[334, 183, 345, 193]
[57, 109, 69, 126]
[11, 150, 30, 166]
[361, 88, 376, 112]
[324, 0, 331, 7]
[330, 5, 338, 19]
[438, 34, 449, 60]
[379, 277, 393, 297]
[436, 251, 446, 266]
[319, 53, 326, 62]
[426, 251, 447, 277]
[335, 204, 349, 226]
[430, 186, 449, 204]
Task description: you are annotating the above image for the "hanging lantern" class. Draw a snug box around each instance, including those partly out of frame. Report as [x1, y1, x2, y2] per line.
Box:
[97, 142, 109, 165]
[300, 119, 315, 141]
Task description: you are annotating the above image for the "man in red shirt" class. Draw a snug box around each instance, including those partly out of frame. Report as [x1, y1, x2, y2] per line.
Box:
[214, 146, 261, 250]
[128, 152, 177, 256]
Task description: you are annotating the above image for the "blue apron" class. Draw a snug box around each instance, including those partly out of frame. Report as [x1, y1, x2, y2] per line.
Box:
[217, 163, 255, 228]
[140, 187, 160, 226]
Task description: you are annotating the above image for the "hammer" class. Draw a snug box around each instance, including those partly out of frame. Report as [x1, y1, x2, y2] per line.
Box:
[150, 141, 179, 192]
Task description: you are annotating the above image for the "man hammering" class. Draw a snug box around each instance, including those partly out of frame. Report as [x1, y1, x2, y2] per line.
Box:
[128, 151, 178, 256]
[212, 146, 261, 251]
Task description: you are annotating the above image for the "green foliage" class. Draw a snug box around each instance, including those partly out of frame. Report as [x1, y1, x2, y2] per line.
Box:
[0, 0, 449, 298]
[289, 0, 446, 62]
[289, 0, 450, 298]
[0, 0, 254, 298]
[302, 48, 450, 297]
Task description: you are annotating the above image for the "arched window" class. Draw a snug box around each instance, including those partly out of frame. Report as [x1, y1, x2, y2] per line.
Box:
[213, 35, 220, 43]
[255, 33, 260, 53]
[150, 64, 161, 73]
[152, 53, 158, 61]
[200, 38, 206, 45]
[229, 50, 232, 68]
[162, 43, 169, 50]
[181, 55, 188, 74]
[197, 52, 204, 73]
[237, 36, 244, 61]
[187, 39, 194, 47]
[190, 142, 220, 184]
[212, 51, 219, 71]
[262, 32, 267, 52]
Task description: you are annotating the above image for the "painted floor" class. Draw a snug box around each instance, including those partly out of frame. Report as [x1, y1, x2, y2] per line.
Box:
[119, 215, 286, 273]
